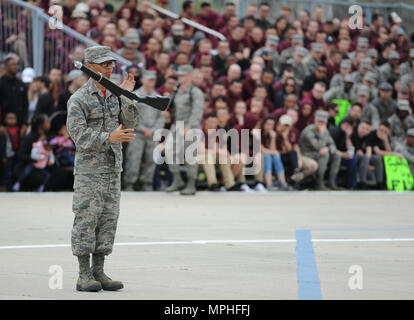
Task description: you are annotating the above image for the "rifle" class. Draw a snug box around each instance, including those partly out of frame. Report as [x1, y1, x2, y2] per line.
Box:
[73, 61, 179, 111]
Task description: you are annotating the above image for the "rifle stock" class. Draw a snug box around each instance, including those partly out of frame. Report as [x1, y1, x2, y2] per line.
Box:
[73, 61, 170, 111]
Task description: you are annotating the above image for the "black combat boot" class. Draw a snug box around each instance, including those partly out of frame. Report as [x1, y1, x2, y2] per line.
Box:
[92, 253, 124, 291]
[76, 255, 102, 292]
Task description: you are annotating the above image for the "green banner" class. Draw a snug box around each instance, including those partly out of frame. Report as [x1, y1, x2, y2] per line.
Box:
[332, 99, 352, 126]
[384, 155, 414, 191]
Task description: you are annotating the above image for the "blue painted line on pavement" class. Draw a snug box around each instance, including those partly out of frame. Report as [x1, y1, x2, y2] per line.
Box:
[295, 229, 322, 300]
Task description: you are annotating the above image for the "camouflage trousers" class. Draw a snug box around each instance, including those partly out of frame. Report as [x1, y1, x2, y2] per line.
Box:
[123, 134, 158, 186]
[166, 133, 199, 179]
[71, 172, 121, 256]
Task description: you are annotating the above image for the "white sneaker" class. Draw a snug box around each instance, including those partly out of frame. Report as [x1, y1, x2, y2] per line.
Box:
[254, 182, 268, 192]
[220, 186, 227, 192]
[240, 183, 253, 192]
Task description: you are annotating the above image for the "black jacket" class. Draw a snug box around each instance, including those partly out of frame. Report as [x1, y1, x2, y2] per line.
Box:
[0, 74, 29, 126]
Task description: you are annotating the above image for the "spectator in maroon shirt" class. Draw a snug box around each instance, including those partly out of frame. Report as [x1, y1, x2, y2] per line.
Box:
[247, 85, 274, 114]
[243, 16, 257, 35]
[62, 0, 78, 25]
[169, 38, 194, 65]
[300, 81, 327, 113]
[181, 0, 195, 19]
[116, 0, 141, 26]
[304, 21, 318, 48]
[337, 38, 351, 58]
[325, 49, 342, 79]
[296, 102, 314, 133]
[228, 25, 252, 55]
[157, 75, 177, 98]
[98, 23, 123, 49]
[219, 63, 241, 89]
[217, 2, 236, 30]
[138, 14, 155, 50]
[74, 18, 90, 37]
[274, 77, 298, 110]
[144, 38, 162, 69]
[195, 2, 221, 30]
[250, 97, 268, 118]
[242, 63, 262, 99]
[220, 14, 239, 39]
[273, 67, 295, 93]
[273, 94, 299, 120]
[249, 27, 265, 55]
[226, 79, 243, 110]
[313, 6, 325, 30]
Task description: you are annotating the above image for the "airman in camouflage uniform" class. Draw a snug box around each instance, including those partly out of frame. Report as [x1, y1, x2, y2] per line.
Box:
[378, 50, 401, 83]
[67, 46, 139, 292]
[279, 34, 307, 64]
[358, 85, 381, 129]
[287, 46, 308, 89]
[388, 100, 414, 148]
[394, 128, 414, 176]
[350, 57, 371, 85]
[330, 59, 352, 89]
[165, 65, 204, 195]
[302, 42, 323, 76]
[323, 74, 356, 102]
[299, 110, 341, 190]
[123, 71, 165, 191]
[372, 82, 398, 123]
[361, 72, 379, 101]
[253, 35, 280, 76]
[400, 49, 414, 77]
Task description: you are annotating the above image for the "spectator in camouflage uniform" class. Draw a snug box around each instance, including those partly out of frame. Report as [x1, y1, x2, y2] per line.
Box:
[394, 128, 414, 176]
[123, 70, 165, 191]
[165, 65, 204, 195]
[299, 110, 341, 190]
[372, 82, 398, 123]
[388, 100, 414, 149]
[67, 46, 139, 292]
[330, 59, 352, 89]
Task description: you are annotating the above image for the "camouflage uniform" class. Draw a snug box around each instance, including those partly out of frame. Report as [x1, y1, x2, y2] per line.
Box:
[67, 75, 139, 256]
[123, 85, 165, 190]
[287, 57, 308, 89]
[361, 102, 381, 129]
[388, 101, 414, 148]
[394, 142, 414, 176]
[299, 118, 341, 188]
[167, 83, 204, 180]
[323, 84, 356, 103]
[371, 96, 398, 123]
[330, 73, 345, 89]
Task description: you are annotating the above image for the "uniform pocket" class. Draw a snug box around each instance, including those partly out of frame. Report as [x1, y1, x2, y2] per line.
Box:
[87, 108, 104, 129]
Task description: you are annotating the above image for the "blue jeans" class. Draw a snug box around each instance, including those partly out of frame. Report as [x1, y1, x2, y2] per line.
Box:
[263, 154, 285, 175]
[341, 155, 358, 188]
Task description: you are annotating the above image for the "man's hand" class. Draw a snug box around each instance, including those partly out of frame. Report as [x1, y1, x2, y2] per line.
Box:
[109, 124, 136, 143]
[319, 146, 329, 156]
[20, 124, 28, 138]
[143, 128, 153, 137]
[0, 126, 6, 137]
[119, 72, 135, 92]
[341, 151, 352, 159]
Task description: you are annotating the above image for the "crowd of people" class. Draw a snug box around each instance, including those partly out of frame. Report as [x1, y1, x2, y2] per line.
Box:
[1, 0, 414, 192]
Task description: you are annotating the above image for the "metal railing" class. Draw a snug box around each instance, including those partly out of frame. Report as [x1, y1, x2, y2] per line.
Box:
[0, 0, 132, 77]
[150, 4, 227, 41]
[185, 0, 414, 35]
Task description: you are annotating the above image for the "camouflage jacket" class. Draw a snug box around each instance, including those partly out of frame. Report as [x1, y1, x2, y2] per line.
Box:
[67, 78, 139, 174]
[134, 86, 165, 137]
[171, 84, 204, 131]
[299, 124, 338, 159]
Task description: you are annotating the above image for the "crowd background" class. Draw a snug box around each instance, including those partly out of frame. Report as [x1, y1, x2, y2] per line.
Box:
[1, 0, 414, 192]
